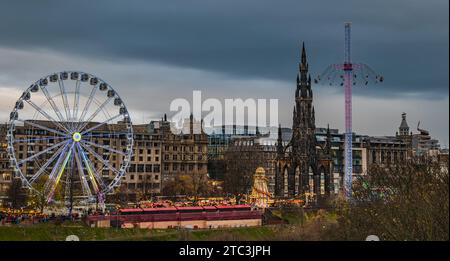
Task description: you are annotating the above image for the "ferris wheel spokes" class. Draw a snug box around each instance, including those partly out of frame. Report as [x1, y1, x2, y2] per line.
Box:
[80, 113, 123, 135]
[43, 142, 72, 197]
[79, 142, 121, 176]
[13, 136, 65, 143]
[15, 119, 69, 137]
[24, 99, 71, 133]
[17, 139, 69, 166]
[77, 85, 98, 129]
[64, 154, 75, 204]
[81, 139, 126, 156]
[76, 143, 100, 193]
[74, 145, 93, 198]
[47, 142, 75, 203]
[57, 78, 72, 126]
[77, 142, 106, 191]
[72, 78, 81, 125]
[28, 142, 69, 184]
[39, 84, 67, 124]
[77, 96, 114, 132]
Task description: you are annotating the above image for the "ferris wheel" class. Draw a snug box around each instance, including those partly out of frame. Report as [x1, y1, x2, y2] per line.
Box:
[6, 71, 133, 204]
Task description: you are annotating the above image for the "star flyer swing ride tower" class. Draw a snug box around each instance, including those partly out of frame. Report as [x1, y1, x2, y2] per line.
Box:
[315, 22, 383, 199]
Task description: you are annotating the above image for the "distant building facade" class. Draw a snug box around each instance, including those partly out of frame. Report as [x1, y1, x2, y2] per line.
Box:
[0, 114, 209, 204]
[123, 124, 162, 200]
[150, 114, 209, 192]
[0, 124, 12, 204]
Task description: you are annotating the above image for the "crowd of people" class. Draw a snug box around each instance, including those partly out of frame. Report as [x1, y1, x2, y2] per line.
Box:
[1, 197, 257, 226]
[137, 198, 239, 208]
[0, 208, 93, 226]
[1, 211, 52, 225]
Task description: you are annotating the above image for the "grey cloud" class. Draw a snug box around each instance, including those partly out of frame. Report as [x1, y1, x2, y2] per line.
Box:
[0, 0, 448, 98]
[0, 47, 448, 146]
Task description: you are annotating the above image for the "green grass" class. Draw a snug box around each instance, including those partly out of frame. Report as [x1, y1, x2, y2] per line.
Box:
[0, 209, 338, 241]
[0, 222, 281, 241]
[270, 208, 306, 225]
[0, 222, 172, 241]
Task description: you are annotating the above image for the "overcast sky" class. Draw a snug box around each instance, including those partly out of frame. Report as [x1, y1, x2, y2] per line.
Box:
[0, 0, 448, 146]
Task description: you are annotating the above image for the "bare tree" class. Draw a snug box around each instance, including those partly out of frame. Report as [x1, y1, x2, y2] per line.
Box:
[29, 176, 64, 212]
[162, 173, 211, 200]
[7, 177, 27, 209]
[188, 172, 211, 201]
[107, 184, 129, 207]
[332, 157, 449, 241]
[223, 140, 264, 195]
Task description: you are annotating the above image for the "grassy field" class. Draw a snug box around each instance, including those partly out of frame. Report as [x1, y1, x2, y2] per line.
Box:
[0, 209, 338, 241]
[0, 222, 279, 241]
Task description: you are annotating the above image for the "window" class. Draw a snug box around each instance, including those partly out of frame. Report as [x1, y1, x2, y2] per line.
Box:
[145, 164, 153, 172]
[153, 164, 160, 172]
[130, 174, 135, 180]
[154, 175, 159, 181]
[173, 155, 177, 160]
[164, 164, 169, 171]
[129, 164, 136, 172]
[137, 164, 144, 172]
